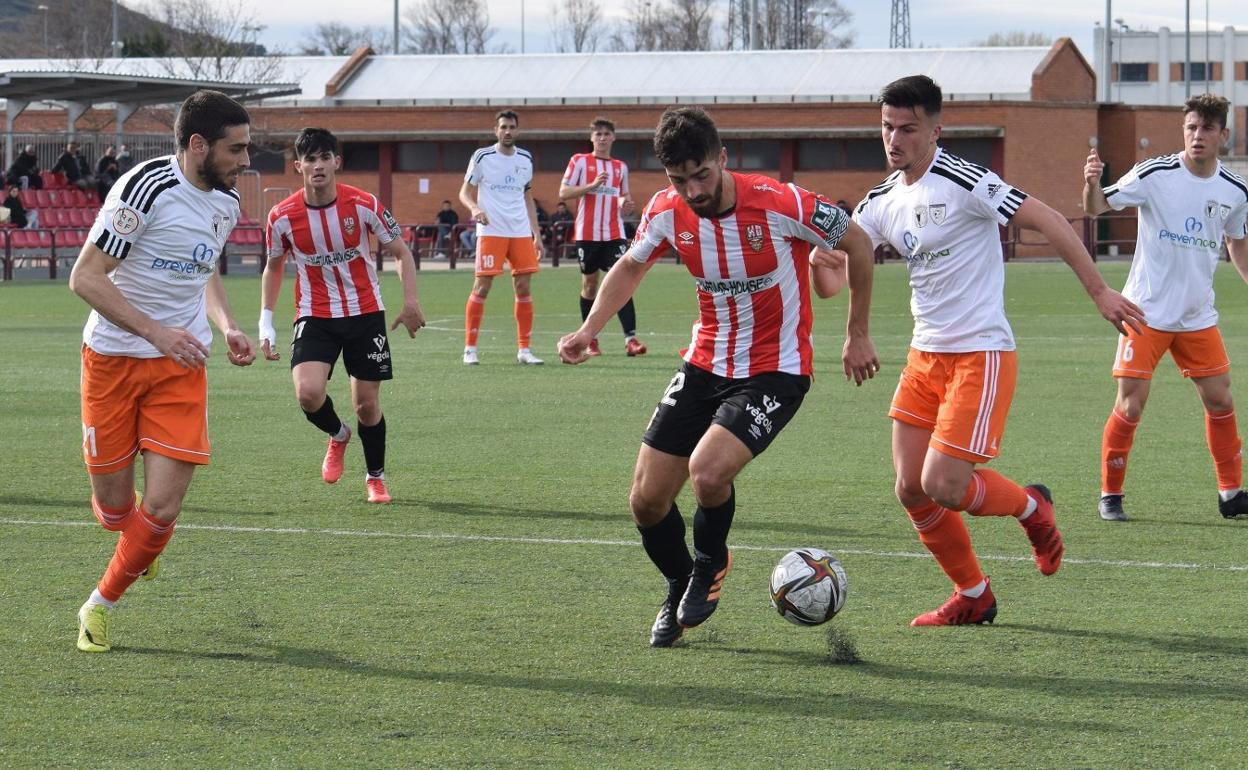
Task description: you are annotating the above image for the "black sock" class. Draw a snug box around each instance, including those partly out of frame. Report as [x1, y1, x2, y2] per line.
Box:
[579, 294, 593, 323]
[303, 395, 344, 436]
[358, 416, 386, 477]
[637, 503, 694, 586]
[617, 298, 637, 338]
[692, 486, 735, 563]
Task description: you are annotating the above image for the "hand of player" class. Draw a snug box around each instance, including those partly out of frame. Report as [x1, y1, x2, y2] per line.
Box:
[259, 314, 279, 361]
[1085, 149, 1104, 185]
[557, 329, 593, 364]
[391, 301, 426, 338]
[150, 325, 210, 369]
[533, 234, 544, 259]
[842, 333, 880, 386]
[810, 247, 848, 270]
[1091, 285, 1146, 336]
[591, 170, 608, 189]
[471, 207, 489, 225]
[224, 328, 256, 367]
[621, 196, 636, 216]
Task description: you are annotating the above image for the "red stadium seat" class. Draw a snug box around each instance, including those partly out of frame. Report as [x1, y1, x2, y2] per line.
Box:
[10, 230, 32, 249]
[35, 190, 53, 208]
[67, 209, 89, 228]
[19, 190, 37, 209]
[83, 189, 99, 206]
[244, 228, 264, 245]
[41, 172, 65, 189]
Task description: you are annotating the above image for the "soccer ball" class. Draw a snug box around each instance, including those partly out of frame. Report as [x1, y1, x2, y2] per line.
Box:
[769, 548, 848, 626]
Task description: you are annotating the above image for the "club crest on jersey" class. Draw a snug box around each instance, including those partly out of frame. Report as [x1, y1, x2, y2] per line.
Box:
[210, 213, 228, 238]
[1205, 200, 1219, 219]
[929, 204, 946, 225]
[112, 206, 139, 235]
[914, 205, 929, 228]
[745, 224, 765, 252]
[343, 216, 357, 235]
[1220, 204, 1232, 222]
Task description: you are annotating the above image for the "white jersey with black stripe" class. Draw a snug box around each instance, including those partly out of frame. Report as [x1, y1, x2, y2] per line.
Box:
[853, 147, 1027, 352]
[464, 144, 534, 238]
[83, 155, 240, 357]
[1104, 155, 1248, 331]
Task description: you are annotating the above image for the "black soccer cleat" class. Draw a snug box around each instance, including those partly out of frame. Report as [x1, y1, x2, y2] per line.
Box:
[1099, 494, 1127, 521]
[676, 551, 732, 629]
[650, 579, 688, 648]
[1218, 490, 1248, 519]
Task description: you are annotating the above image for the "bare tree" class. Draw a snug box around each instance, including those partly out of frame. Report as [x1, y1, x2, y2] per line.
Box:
[141, 0, 283, 83]
[0, 0, 120, 61]
[724, 0, 853, 50]
[550, 0, 603, 54]
[402, 0, 494, 55]
[974, 31, 1053, 47]
[300, 22, 391, 56]
[609, 0, 716, 52]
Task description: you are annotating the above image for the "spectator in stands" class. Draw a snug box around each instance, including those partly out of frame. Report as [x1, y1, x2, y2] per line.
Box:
[96, 147, 120, 201]
[6, 145, 42, 190]
[459, 225, 476, 254]
[3, 185, 37, 228]
[116, 144, 134, 174]
[435, 199, 459, 258]
[51, 142, 91, 191]
[550, 200, 573, 255]
[534, 198, 551, 251]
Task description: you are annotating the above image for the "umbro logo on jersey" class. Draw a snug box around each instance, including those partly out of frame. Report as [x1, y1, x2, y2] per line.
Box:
[745, 224, 765, 252]
[343, 216, 357, 235]
[679, 231, 695, 243]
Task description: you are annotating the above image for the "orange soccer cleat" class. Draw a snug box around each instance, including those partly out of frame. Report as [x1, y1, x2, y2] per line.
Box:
[366, 476, 391, 504]
[321, 427, 351, 484]
[586, 338, 603, 357]
[625, 337, 647, 357]
[911, 578, 997, 627]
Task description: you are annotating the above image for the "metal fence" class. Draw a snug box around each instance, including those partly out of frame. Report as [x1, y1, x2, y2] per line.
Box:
[3, 133, 175, 179]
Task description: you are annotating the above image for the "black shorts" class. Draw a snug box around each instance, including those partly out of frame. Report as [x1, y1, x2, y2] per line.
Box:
[577, 239, 628, 275]
[642, 362, 810, 458]
[290, 312, 393, 381]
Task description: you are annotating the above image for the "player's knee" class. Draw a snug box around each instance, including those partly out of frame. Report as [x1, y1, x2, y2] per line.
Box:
[295, 386, 326, 412]
[895, 477, 927, 508]
[919, 474, 962, 510]
[139, 497, 181, 523]
[355, 400, 381, 424]
[688, 463, 733, 506]
[628, 486, 669, 525]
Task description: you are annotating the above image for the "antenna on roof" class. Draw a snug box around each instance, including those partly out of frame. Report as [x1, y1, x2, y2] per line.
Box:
[890, 0, 911, 49]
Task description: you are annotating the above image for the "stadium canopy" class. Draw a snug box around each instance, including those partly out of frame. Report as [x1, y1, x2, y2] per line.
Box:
[0, 63, 300, 165]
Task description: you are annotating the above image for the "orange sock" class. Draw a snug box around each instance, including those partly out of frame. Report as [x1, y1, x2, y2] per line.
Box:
[97, 506, 175, 602]
[1102, 408, 1138, 495]
[1205, 409, 1242, 491]
[91, 495, 137, 532]
[515, 295, 534, 349]
[957, 468, 1029, 517]
[464, 294, 485, 347]
[905, 501, 984, 591]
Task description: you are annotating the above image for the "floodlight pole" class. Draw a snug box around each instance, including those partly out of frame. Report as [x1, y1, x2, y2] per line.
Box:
[111, 0, 119, 57]
[393, 0, 399, 54]
[1185, 0, 1191, 98]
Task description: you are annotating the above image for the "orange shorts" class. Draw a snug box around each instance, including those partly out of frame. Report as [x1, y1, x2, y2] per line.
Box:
[476, 235, 540, 277]
[80, 346, 210, 474]
[1112, 323, 1229, 380]
[889, 348, 1018, 463]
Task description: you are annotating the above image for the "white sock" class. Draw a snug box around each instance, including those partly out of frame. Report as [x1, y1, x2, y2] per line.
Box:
[332, 424, 350, 442]
[1219, 488, 1241, 502]
[87, 589, 116, 609]
[464, 345, 477, 354]
[958, 580, 987, 598]
[1100, 491, 1121, 499]
[1017, 495, 1039, 520]
[625, 334, 636, 342]
[367, 471, 385, 480]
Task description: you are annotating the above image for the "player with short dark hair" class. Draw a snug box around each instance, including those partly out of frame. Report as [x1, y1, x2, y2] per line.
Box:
[69, 89, 257, 652]
[559, 116, 645, 357]
[856, 74, 1144, 626]
[558, 105, 879, 647]
[1084, 93, 1248, 521]
[259, 127, 426, 504]
[459, 109, 545, 365]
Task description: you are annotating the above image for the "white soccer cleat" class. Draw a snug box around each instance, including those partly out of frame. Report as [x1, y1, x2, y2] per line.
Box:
[462, 347, 480, 366]
[516, 348, 544, 365]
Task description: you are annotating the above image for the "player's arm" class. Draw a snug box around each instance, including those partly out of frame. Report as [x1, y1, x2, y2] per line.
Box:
[459, 178, 486, 225]
[1082, 148, 1113, 216]
[835, 220, 878, 385]
[69, 241, 210, 369]
[620, 166, 635, 216]
[558, 251, 654, 364]
[524, 186, 543, 258]
[206, 267, 255, 367]
[1012, 196, 1144, 334]
[1227, 236, 1248, 283]
[380, 235, 426, 337]
[258, 248, 286, 360]
[559, 171, 608, 201]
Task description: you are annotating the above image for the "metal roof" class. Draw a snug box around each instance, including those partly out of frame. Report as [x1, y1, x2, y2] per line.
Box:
[0, 60, 300, 106]
[0, 46, 1060, 109]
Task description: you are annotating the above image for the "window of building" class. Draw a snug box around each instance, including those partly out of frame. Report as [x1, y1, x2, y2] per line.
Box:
[940, 138, 994, 169]
[248, 144, 288, 174]
[341, 142, 379, 171]
[396, 142, 438, 171]
[611, 140, 648, 169]
[536, 141, 587, 172]
[724, 139, 780, 170]
[443, 141, 487, 172]
[795, 139, 885, 171]
[1186, 62, 1209, 81]
[1119, 62, 1150, 82]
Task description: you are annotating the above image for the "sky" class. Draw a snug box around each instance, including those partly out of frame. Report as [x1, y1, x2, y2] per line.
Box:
[252, 1, 1244, 57]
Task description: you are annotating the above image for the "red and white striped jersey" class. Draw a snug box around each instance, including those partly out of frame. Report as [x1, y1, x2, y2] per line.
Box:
[562, 153, 629, 241]
[266, 184, 402, 319]
[629, 173, 850, 378]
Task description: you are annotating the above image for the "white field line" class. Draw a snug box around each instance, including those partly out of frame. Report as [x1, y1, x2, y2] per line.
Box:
[2, 518, 1245, 573]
